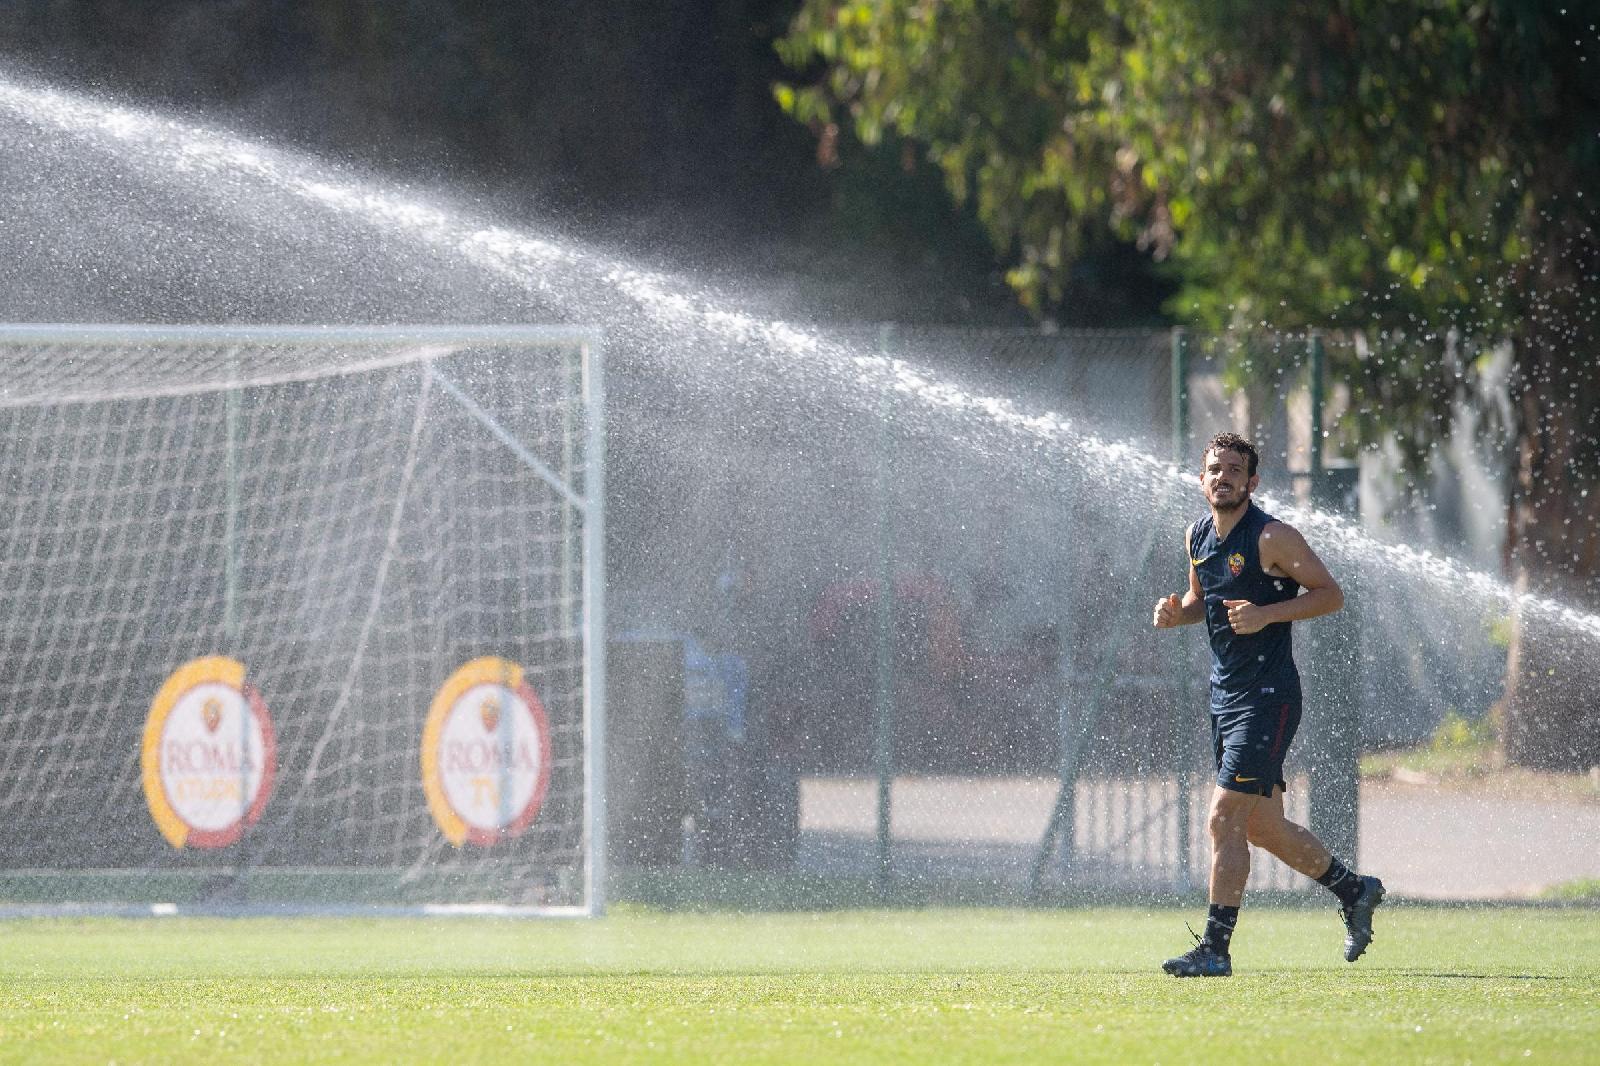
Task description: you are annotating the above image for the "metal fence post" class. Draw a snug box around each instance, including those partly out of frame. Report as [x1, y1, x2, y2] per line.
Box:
[1306, 331, 1360, 864]
[874, 324, 897, 898]
[1308, 331, 1325, 489]
[1170, 328, 1194, 891]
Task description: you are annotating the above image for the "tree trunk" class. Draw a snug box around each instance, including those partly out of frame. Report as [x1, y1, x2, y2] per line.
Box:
[1498, 573, 1600, 772]
[1496, 239, 1600, 772]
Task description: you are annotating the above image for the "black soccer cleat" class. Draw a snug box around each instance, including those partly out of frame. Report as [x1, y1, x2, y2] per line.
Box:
[1340, 875, 1386, 962]
[1162, 939, 1233, 977]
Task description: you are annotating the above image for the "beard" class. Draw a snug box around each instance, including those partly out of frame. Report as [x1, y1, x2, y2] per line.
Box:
[1210, 488, 1249, 513]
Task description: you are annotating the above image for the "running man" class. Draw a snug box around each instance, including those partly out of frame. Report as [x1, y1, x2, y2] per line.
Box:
[1153, 432, 1383, 977]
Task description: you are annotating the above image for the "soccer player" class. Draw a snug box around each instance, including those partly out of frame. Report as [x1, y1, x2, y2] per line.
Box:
[1152, 431, 1384, 977]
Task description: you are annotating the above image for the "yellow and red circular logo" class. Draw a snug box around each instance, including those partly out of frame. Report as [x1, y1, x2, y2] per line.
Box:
[421, 657, 552, 847]
[141, 656, 277, 849]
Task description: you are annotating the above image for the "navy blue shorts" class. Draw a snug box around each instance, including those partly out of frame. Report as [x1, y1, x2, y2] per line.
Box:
[1210, 700, 1301, 797]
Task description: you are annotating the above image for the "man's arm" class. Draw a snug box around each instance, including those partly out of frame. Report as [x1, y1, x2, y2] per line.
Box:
[1153, 526, 1207, 629]
[1223, 522, 1343, 635]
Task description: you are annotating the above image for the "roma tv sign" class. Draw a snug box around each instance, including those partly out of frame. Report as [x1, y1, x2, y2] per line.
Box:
[421, 656, 552, 846]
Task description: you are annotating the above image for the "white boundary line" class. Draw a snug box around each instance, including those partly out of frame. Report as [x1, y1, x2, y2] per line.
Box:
[0, 902, 595, 919]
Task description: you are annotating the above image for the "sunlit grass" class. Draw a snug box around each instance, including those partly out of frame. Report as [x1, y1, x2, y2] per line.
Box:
[1359, 712, 1600, 809]
[1360, 710, 1499, 780]
[1542, 878, 1600, 903]
[0, 907, 1595, 1063]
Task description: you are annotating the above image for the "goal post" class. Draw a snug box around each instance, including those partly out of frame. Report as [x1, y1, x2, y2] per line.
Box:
[0, 324, 605, 916]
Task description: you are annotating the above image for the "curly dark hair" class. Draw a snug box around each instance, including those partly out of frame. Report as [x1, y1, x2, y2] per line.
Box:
[1203, 432, 1259, 477]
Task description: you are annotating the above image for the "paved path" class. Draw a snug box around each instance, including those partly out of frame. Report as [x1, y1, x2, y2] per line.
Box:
[1361, 781, 1600, 899]
[793, 775, 1600, 899]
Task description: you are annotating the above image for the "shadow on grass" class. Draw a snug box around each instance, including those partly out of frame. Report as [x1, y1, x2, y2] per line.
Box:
[1393, 970, 1576, 981]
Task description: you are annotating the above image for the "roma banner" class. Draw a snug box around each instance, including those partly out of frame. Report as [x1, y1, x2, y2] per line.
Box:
[141, 655, 277, 849]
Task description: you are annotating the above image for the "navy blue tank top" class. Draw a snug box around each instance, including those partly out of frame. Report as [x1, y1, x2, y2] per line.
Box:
[1189, 502, 1302, 711]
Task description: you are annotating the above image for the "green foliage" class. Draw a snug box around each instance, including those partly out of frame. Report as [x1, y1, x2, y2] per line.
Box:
[1358, 710, 1498, 780]
[777, 1, 1599, 463]
[1543, 878, 1600, 903]
[777, 0, 1128, 317]
[1429, 709, 1494, 755]
[1487, 612, 1513, 649]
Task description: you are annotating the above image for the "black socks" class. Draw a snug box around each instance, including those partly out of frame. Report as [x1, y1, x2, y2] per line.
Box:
[1204, 903, 1239, 955]
[1204, 858, 1359, 958]
[1316, 856, 1363, 907]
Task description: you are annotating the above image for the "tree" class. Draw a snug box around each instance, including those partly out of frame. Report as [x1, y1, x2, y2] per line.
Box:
[778, 0, 1600, 769]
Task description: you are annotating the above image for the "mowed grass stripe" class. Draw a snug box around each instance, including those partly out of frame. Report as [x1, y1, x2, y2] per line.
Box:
[0, 908, 1595, 1064]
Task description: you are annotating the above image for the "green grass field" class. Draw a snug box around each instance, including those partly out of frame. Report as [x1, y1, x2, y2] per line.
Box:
[2, 906, 1596, 1064]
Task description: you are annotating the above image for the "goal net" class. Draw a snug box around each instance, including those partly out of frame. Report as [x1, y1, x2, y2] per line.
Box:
[0, 325, 604, 915]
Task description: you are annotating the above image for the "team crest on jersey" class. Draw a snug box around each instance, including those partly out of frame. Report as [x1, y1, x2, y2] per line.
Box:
[1227, 552, 1246, 576]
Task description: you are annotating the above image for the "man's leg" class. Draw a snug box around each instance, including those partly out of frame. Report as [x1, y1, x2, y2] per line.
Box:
[1208, 785, 1260, 906]
[1163, 785, 1260, 977]
[1201, 785, 1261, 956]
[1245, 786, 1386, 961]
[1244, 786, 1330, 877]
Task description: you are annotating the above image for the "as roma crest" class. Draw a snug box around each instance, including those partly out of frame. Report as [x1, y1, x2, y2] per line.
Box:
[1227, 552, 1246, 577]
[421, 657, 552, 847]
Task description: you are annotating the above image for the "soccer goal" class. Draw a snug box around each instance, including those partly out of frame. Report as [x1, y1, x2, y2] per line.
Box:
[0, 324, 604, 916]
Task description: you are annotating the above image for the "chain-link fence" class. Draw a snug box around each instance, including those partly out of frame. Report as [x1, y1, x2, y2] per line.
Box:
[606, 325, 1504, 903]
[601, 323, 1523, 902]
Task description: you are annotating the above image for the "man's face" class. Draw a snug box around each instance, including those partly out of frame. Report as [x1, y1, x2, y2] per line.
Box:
[1200, 447, 1258, 513]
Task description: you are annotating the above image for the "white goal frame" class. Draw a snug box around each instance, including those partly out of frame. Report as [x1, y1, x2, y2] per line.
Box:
[0, 324, 606, 918]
